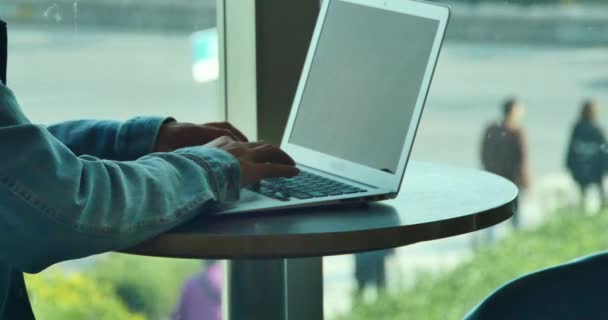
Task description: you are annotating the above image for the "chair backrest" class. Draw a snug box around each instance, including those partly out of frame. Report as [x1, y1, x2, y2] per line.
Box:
[1, 20, 6, 84]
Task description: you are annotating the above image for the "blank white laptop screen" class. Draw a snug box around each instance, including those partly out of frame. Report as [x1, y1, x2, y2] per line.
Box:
[289, 0, 440, 174]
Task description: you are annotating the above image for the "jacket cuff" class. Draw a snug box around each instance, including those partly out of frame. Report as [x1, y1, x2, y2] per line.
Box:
[115, 117, 173, 160]
[174, 146, 241, 203]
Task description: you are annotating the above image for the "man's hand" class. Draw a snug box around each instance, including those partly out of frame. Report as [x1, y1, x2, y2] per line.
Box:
[155, 121, 249, 152]
[205, 136, 300, 187]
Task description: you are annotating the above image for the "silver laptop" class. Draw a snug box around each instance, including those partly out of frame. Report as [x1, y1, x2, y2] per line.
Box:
[219, 0, 449, 215]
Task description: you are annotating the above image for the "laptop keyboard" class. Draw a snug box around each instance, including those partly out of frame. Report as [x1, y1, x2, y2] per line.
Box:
[247, 171, 367, 202]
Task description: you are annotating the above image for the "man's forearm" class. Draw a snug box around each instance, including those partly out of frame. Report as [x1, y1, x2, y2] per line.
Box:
[0, 124, 240, 273]
[0, 85, 241, 274]
[47, 117, 171, 160]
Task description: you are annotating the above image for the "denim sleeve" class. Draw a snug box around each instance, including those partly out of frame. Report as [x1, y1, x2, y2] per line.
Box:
[47, 117, 172, 160]
[0, 86, 241, 274]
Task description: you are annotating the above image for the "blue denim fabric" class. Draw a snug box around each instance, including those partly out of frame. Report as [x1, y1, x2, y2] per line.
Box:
[0, 84, 240, 319]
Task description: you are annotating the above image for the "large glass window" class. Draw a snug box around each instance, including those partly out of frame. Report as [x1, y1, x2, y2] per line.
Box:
[7, 0, 608, 319]
[4, 1, 222, 319]
[326, 0, 608, 319]
[6, 0, 221, 124]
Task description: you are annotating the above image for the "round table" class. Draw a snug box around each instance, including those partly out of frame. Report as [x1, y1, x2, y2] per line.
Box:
[122, 161, 517, 320]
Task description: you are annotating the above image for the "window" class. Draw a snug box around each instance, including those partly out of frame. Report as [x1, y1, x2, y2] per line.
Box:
[6, 0, 221, 124]
[8, 0, 607, 319]
[332, 1, 608, 319]
[4, 1, 222, 319]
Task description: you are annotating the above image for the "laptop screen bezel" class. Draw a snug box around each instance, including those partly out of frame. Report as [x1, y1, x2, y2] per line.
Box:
[281, 0, 449, 192]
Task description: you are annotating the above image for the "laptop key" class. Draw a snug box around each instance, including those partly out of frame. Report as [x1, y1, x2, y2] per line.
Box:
[259, 192, 289, 201]
[273, 192, 291, 201]
[308, 191, 329, 197]
[253, 171, 368, 200]
[291, 192, 313, 199]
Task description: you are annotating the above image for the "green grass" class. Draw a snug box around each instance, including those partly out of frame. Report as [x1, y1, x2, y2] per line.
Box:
[337, 209, 608, 320]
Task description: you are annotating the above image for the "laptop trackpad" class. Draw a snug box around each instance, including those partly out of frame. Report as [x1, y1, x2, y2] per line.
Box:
[238, 189, 267, 204]
[214, 189, 275, 214]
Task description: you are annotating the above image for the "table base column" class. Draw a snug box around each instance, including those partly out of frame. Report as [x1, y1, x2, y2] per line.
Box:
[225, 258, 323, 320]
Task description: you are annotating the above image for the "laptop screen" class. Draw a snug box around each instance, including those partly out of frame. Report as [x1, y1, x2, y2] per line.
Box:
[288, 0, 440, 174]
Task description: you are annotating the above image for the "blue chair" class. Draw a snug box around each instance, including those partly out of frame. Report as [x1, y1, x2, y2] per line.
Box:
[465, 252, 608, 319]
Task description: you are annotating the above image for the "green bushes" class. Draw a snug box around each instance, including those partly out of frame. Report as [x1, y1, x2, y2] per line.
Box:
[338, 210, 608, 320]
[25, 254, 202, 320]
[25, 270, 145, 320]
[85, 254, 201, 320]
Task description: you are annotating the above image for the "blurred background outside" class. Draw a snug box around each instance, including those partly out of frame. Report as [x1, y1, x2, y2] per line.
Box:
[2, 0, 608, 319]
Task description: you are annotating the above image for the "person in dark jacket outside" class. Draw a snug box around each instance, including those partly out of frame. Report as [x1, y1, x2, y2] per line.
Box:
[566, 100, 607, 210]
[354, 249, 394, 298]
[481, 98, 530, 229]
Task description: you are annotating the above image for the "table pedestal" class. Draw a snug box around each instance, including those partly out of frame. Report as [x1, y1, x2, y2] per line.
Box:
[225, 258, 324, 320]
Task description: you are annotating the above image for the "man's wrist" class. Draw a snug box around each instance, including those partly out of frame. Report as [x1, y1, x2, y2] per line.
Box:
[116, 116, 172, 159]
[153, 117, 178, 152]
[174, 146, 241, 203]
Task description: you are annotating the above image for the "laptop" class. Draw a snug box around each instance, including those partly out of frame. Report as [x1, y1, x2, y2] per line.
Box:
[218, 0, 449, 215]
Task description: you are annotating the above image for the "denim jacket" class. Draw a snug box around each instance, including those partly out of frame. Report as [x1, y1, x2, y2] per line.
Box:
[0, 84, 241, 319]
